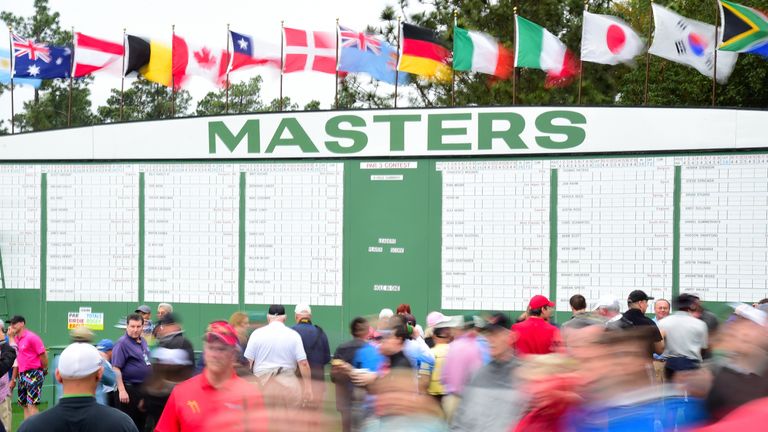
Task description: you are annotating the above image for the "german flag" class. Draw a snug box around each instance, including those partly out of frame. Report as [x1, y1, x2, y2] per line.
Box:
[398, 23, 451, 80]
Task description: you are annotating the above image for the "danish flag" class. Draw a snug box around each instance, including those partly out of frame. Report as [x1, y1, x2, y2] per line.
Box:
[283, 27, 337, 74]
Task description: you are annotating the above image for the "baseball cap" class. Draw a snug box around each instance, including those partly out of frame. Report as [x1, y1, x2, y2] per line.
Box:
[95, 339, 114, 352]
[135, 305, 151, 314]
[294, 303, 312, 315]
[152, 347, 192, 365]
[69, 326, 95, 343]
[204, 321, 239, 347]
[57, 343, 103, 379]
[426, 311, 452, 329]
[268, 304, 286, 316]
[730, 303, 768, 327]
[478, 312, 513, 332]
[529, 295, 555, 310]
[628, 290, 654, 303]
[156, 312, 179, 326]
[379, 308, 394, 320]
[593, 298, 621, 311]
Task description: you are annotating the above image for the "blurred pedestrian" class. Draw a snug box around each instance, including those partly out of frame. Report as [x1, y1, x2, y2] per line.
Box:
[157, 303, 173, 321]
[562, 295, 603, 330]
[292, 303, 331, 409]
[441, 315, 484, 420]
[657, 294, 708, 380]
[0, 320, 17, 432]
[154, 313, 195, 368]
[143, 347, 195, 430]
[18, 343, 137, 432]
[95, 339, 118, 407]
[331, 317, 371, 432]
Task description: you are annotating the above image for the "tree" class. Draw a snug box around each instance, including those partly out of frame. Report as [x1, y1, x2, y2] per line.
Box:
[266, 97, 299, 111]
[195, 76, 266, 116]
[303, 100, 322, 111]
[1, 0, 96, 131]
[97, 78, 192, 122]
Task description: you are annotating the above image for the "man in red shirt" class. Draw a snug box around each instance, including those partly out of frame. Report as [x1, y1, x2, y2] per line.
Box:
[155, 321, 267, 432]
[511, 295, 561, 355]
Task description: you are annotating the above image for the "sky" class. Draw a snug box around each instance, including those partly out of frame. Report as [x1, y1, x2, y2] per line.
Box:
[0, 0, 423, 124]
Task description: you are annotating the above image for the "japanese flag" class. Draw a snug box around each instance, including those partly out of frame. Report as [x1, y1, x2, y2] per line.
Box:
[581, 11, 646, 65]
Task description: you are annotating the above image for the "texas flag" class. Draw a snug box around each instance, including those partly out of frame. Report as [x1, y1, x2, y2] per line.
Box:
[581, 11, 646, 65]
[283, 27, 336, 74]
[172, 34, 226, 88]
[227, 30, 280, 74]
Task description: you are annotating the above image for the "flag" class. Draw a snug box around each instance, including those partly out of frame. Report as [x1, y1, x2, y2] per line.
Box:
[0, 48, 41, 88]
[453, 26, 513, 79]
[337, 25, 407, 84]
[515, 16, 579, 87]
[581, 11, 646, 65]
[172, 34, 226, 88]
[227, 30, 281, 73]
[649, 3, 738, 84]
[124, 34, 172, 86]
[398, 23, 451, 80]
[283, 27, 336, 74]
[73, 32, 124, 78]
[12, 34, 71, 79]
[719, 0, 768, 57]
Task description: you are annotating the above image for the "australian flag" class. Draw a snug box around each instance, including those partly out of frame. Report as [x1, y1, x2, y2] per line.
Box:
[338, 25, 407, 85]
[12, 34, 72, 79]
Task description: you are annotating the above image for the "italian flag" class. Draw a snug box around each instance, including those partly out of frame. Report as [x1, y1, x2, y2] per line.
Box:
[515, 15, 579, 87]
[453, 26, 513, 79]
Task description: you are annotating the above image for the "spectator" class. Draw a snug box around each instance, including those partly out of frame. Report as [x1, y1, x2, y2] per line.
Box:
[331, 317, 371, 432]
[594, 298, 628, 329]
[441, 315, 484, 420]
[54, 327, 116, 407]
[511, 295, 561, 355]
[143, 347, 195, 431]
[420, 312, 452, 401]
[562, 294, 603, 330]
[112, 313, 152, 431]
[135, 305, 154, 340]
[8, 315, 48, 420]
[292, 303, 331, 409]
[95, 339, 118, 407]
[451, 312, 524, 432]
[621, 290, 664, 356]
[154, 313, 195, 368]
[17, 343, 137, 432]
[0, 320, 17, 432]
[157, 303, 173, 321]
[396, 304, 424, 339]
[654, 299, 671, 321]
[244, 304, 312, 409]
[228, 311, 251, 373]
[657, 293, 709, 380]
[155, 321, 267, 432]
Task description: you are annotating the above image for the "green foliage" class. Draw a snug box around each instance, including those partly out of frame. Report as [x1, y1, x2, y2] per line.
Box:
[196, 76, 266, 116]
[1, 0, 97, 131]
[97, 77, 192, 122]
[266, 97, 299, 111]
[303, 100, 322, 111]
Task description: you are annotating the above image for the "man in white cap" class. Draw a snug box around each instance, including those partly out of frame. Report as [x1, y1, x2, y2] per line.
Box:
[292, 303, 330, 408]
[18, 343, 137, 432]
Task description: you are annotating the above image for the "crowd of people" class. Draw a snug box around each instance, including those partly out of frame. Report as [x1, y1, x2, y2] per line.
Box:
[5, 291, 768, 431]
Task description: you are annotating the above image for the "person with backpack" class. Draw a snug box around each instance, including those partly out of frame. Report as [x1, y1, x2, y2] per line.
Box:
[292, 303, 330, 408]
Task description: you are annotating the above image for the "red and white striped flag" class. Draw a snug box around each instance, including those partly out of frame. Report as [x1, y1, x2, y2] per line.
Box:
[283, 27, 336, 74]
[73, 32, 124, 78]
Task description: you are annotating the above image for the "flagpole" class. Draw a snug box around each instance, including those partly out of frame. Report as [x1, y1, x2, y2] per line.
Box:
[394, 17, 401, 108]
[226, 23, 230, 114]
[335, 18, 340, 109]
[171, 24, 176, 118]
[120, 28, 126, 121]
[451, 10, 457, 107]
[712, 0, 719, 107]
[279, 20, 284, 111]
[68, 27, 74, 127]
[512, 7, 517, 105]
[8, 28, 14, 134]
[643, 9, 652, 106]
[577, 2, 587, 105]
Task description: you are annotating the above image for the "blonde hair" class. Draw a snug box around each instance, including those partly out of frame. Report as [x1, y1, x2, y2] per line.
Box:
[229, 311, 249, 328]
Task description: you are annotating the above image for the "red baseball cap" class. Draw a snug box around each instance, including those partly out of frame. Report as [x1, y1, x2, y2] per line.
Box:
[204, 321, 239, 347]
[529, 295, 555, 309]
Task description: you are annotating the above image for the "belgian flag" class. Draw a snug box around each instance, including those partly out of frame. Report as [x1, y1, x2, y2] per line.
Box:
[397, 23, 451, 81]
[124, 34, 173, 86]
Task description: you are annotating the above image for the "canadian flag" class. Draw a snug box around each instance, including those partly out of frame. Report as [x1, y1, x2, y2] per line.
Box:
[581, 11, 646, 66]
[73, 32, 124, 78]
[283, 27, 336, 74]
[172, 34, 227, 88]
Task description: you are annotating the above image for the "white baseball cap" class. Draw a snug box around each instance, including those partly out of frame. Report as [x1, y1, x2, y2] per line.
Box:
[294, 303, 312, 314]
[57, 343, 102, 379]
[379, 308, 394, 320]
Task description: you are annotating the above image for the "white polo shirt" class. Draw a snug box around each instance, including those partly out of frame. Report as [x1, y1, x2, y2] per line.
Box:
[657, 311, 708, 361]
[244, 320, 307, 374]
